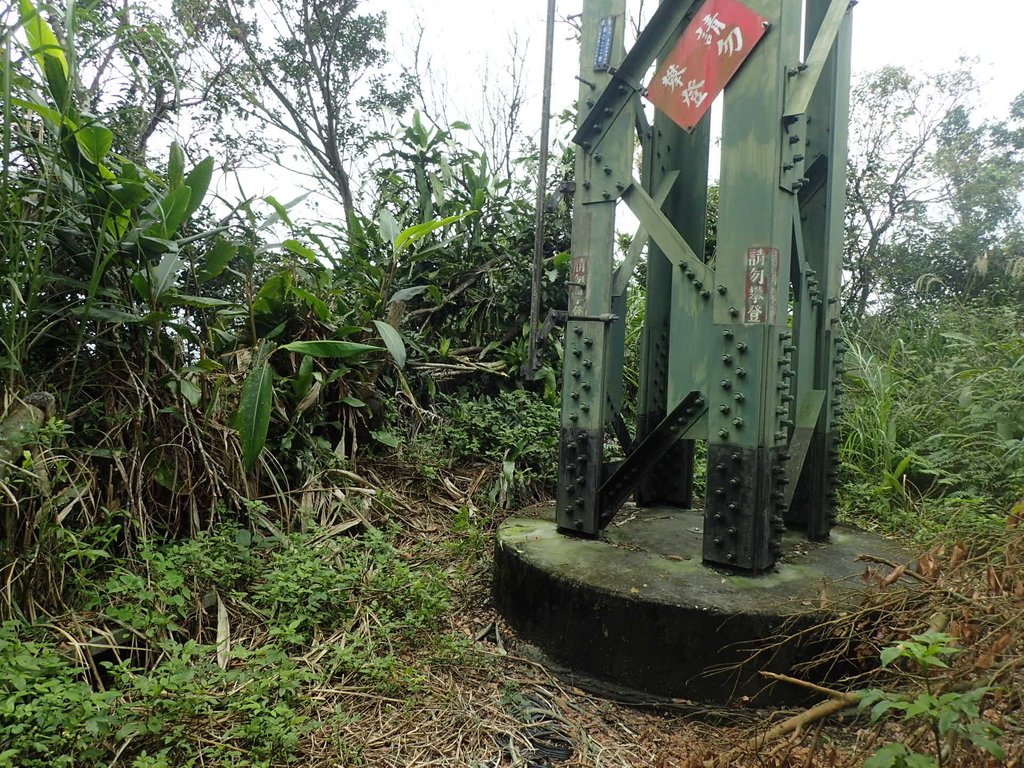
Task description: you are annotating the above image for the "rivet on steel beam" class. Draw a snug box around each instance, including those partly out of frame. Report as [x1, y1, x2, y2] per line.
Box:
[571, 391, 580, 400]
[719, 405, 731, 414]
[715, 464, 726, 472]
[729, 307, 739, 317]
[736, 342, 748, 352]
[581, 404, 590, 412]
[730, 478, 741, 487]
[575, 520, 584, 529]
[602, 192, 612, 200]
[713, 538, 723, 546]
[726, 552, 735, 562]
[723, 329, 734, 339]
[717, 284, 727, 295]
[701, 290, 711, 299]
[721, 355, 733, 364]
[693, 280, 703, 289]
[728, 503, 740, 512]
[718, 429, 730, 439]
[731, 453, 741, 462]
[603, 166, 612, 175]
[714, 488, 726, 497]
[583, 360, 592, 368]
[735, 368, 747, 378]
[583, 181, 592, 190]
[733, 393, 745, 402]
[732, 418, 745, 428]
[727, 527, 737, 536]
[572, 349, 582, 357]
[720, 380, 732, 390]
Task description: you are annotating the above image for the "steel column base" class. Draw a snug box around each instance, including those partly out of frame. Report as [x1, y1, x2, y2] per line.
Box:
[495, 505, 908, 705]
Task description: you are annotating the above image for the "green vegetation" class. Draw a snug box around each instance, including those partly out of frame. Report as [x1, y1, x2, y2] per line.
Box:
[1, 525, 448, 767]
[1, 0, 1023, 765]
[860, 633, 1004, 768]
[838, 303, 1024, 538]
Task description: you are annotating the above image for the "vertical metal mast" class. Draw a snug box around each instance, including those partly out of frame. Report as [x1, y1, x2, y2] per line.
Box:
[526, 0, 560, 377]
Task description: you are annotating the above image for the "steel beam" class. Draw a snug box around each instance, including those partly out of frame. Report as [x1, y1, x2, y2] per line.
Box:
[556, 0, 630, 536]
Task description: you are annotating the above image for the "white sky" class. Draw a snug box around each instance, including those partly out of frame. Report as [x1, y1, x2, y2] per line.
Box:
[387, 0, 1022, 127]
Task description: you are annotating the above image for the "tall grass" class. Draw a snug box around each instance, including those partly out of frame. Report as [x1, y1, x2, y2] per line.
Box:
[839, 303, 1024, 538]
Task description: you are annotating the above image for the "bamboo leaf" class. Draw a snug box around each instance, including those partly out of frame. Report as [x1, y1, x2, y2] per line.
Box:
[19, 0, 69, 80]
[74, 125, 113, 165]
[178, 380, 202, 408]
[393, 212, 475, 255]
[149, 252, 185, 302]
[10, 96, 69, 126]
[215, 592, 230, 670]
[146, 186, 193, 239]
[373, 319, 406, 369]
[198, 239, 238, 283]
[279, 341, 381, 359]
[237, 358, 274, 471]
[378, 209, 400, 247]
[168, 142, 186, 188]
[282, 239, 317, 262]
[182, 157, 215, 220]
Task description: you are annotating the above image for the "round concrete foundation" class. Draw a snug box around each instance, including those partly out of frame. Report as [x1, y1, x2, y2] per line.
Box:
[494, 506, 908, 705]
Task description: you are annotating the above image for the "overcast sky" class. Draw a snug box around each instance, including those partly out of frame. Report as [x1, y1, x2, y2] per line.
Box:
[386, 0, 1022, 125]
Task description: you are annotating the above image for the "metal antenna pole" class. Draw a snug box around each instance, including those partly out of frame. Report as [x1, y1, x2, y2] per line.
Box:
[526, 0, 559, 378]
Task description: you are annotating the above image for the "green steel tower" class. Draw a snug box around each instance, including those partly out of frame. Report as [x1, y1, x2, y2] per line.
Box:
[554, 0, 853, 572]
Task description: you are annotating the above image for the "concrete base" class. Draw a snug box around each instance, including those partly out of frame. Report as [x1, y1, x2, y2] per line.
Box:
[494, 506, 908, 705]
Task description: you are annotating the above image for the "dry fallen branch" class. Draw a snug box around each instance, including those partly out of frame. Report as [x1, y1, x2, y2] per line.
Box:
[704, 689, 861, 768]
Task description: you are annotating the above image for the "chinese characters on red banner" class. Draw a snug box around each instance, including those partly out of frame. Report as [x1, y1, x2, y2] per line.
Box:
[645, 0, 769, 132]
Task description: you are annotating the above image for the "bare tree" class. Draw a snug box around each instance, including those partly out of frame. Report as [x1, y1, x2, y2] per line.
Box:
[844, 64, 977, 320]
[179, 0, 414, 225]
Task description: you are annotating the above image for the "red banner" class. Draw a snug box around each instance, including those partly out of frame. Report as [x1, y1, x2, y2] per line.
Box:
[645, 0, 769, 132]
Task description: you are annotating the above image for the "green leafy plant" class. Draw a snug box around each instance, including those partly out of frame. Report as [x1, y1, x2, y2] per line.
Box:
[428, 390, 559, 506]
[859, 632, 1004, 768]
